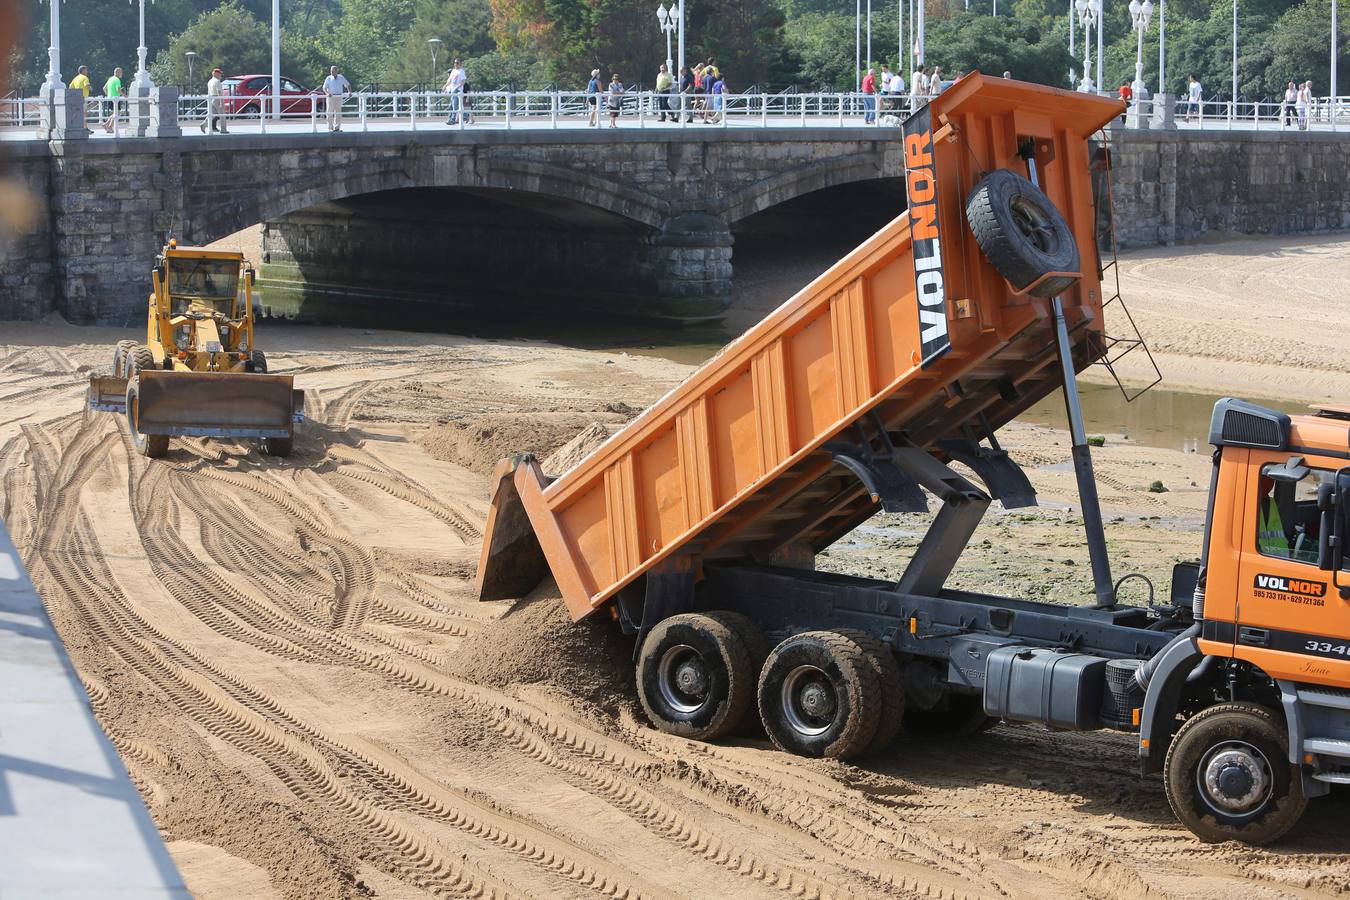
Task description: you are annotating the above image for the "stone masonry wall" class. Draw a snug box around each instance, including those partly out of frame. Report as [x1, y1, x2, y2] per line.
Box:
[0, 150, 56, 320]
[1110, 129, 1350, 248]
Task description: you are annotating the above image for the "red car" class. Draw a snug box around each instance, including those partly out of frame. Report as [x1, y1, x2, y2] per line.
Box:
[222, 74, 321, 117]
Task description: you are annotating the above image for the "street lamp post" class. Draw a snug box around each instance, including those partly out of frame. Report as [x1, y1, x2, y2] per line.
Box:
[1232, 0, 1239, 116]
[428, 37, 442, 85]
[1158, 0, 1166, 94]
[1075, 0, 1100, 92]
[1096, 0, 1104, 94]
[270, 0, 280, 119]
[41, 0, 64, 91]
[131, 0, 154, 91]
[1069, 0, 1076, 86]
[1129, 0, 1153, 101]
[657, 4, 676, 73]
[676, 1, 684, 78]
[185, 50, 196, 93]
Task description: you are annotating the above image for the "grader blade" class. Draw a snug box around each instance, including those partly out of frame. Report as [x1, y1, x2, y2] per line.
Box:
[87, 375, 129, 413]
[135, 370, 303, 438]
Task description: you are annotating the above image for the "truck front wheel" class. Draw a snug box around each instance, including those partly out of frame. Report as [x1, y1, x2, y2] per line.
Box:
[1164, 702, 1307, 844]
[636, 613, 756, 740]
[758, 630, 881, 760]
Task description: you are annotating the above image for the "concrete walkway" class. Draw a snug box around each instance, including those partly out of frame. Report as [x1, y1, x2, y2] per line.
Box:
[0, 525, 187, 898]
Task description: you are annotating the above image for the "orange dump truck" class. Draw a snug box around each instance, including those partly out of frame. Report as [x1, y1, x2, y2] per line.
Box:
[476, 75, 1350, 844]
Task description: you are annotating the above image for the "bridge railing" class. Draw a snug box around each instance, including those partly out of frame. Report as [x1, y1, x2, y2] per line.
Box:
[167, 89, 905, 132]
[6, 88, 1348, 137]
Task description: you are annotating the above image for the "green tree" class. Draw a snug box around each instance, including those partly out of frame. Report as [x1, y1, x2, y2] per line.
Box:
[382, 0, 495, 86]
[782, 11, 854, 89]
[320, 0, 415, 84]
[149, 1, 271, 86]
[926, 12, 1073, 85]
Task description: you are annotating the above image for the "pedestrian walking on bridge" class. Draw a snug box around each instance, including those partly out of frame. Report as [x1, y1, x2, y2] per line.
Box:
[201, 67, 228, 133]
[323, 65, 350, 132]
[101, 67, 124, 133]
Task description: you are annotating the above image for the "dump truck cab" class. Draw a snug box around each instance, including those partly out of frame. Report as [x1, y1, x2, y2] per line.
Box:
[152, 245, 260, 373]
[1134, 400, 1350, 841]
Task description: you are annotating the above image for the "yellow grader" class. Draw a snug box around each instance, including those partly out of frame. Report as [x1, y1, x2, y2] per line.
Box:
[88, 241, 304, 458]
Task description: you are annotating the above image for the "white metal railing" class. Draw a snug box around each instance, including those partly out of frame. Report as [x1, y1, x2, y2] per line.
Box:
[1, 95, 42, 127]
[4, 88, 1349, 136]
[1171, 96, 1348, 130]
[85, 95, 131, 137]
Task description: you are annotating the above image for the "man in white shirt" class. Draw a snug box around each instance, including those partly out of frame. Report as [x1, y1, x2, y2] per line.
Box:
[445, 59, 467, 124]
[910, 67, 927, 112]
[323, 65, 350, 132]
[889, 70, 905, 109]
[201, 66, 228, 133]
[1186, 74, 1202, 122]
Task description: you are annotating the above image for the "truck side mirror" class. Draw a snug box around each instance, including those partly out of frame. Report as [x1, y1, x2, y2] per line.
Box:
[1329, 469, 1350, 595]
[1317, 481, 1336, 571]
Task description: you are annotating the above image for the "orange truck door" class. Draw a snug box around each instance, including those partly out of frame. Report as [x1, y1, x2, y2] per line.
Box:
[1233, 451, 1350, 688]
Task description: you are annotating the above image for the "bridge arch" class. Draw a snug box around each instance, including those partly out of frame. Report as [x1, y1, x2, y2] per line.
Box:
[183, 153, 671, 247]
[717, 151, 895, 225]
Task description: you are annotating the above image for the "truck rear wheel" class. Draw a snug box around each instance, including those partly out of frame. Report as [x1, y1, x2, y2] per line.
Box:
[758, 630, 880, 760]
[125, 378, 170, 459]
[836, 629, 905, 754]
[636, 613, 757, 740]
[1164, 702, 1306, 845]
[965, 169, 1080, 298]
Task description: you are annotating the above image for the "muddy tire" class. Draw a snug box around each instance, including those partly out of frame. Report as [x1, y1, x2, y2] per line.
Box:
[125, 378, 169, 459]
[130, 345, 156, 373]
[261, 436, 293, 458]
[636, 613, 757, 741]
[1164, 702, 1306, 845]
[904, 692, 993, 737]
[249, 350, 268, 374]
[965, 169, 1080, 298]
[113, 340, 135, 377]
[836, 628, 905, 754]
[702, 610, 770, 671]
[758, 630, 880, 760]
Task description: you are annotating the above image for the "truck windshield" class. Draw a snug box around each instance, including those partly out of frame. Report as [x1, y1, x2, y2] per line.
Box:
[168, 258, 240, 317]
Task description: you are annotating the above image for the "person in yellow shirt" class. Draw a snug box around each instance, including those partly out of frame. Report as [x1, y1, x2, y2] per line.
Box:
[67, 65, 92, 126]
[69, 65, 91, 97]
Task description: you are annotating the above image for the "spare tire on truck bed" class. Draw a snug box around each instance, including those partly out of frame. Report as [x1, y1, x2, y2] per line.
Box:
[965, 169, 1081, 298]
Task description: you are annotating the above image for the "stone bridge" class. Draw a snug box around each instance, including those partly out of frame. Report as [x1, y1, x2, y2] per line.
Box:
[3, 126, 1349, 323]
[4, 128, 904, 324]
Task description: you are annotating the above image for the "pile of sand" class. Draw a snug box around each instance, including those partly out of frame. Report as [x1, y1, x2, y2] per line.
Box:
[540, 422, 621, 476]
[451, 581, 635, 712]
[420, 412, 624, 475]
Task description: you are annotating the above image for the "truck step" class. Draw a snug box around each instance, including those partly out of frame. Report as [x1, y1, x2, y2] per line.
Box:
[1303, 737, 1350, 760]
[1311, 771, 1350, 784]
[1298, 687, 1350, 711]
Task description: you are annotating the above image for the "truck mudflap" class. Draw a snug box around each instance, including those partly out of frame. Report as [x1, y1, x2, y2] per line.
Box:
[126, 370, 303, 438]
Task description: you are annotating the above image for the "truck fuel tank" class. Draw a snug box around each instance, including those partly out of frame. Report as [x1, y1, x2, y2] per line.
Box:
[984, 645, 1108, 731]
